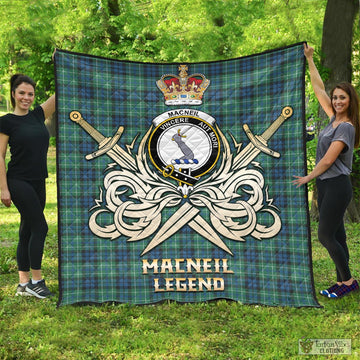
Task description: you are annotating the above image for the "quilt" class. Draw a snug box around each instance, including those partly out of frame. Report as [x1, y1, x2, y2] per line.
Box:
[55, 43, 320, 307]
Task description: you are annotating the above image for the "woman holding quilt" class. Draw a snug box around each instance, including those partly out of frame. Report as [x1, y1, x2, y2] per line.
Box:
[293, 43, 359, 299]
[0, 74, 55, 299]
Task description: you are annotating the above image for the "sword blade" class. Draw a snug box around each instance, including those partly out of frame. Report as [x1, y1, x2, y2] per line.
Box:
[141, 203, 199, 255]
[234, 106, 293, 169]
[188, 215, 233, 255]
[69, 111, 137, 171]
[107, 145, 137, 171]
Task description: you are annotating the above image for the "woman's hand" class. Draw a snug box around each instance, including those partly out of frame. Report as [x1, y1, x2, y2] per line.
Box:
[1, 189, 11, 207]
[303, 43, 314, 59]
[52, 48, 56, 62]
[292, 175, 311, 188]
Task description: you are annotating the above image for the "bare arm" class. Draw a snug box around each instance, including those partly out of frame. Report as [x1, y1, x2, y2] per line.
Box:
[304, 43, 334, 118]
[41, 94, 56, 120]
[292, 140, 346, 187]
[0, 133, 11, 207]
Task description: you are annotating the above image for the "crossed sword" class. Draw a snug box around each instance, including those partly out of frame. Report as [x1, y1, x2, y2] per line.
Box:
[69, 106, 293, 256]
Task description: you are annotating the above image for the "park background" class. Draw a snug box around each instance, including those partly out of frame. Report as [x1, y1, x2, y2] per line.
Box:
[0, 0, 359, 359]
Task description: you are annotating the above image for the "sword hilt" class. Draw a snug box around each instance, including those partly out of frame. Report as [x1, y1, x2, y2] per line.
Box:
[69, 111, 105, 143]
[242, 106, 293, 159]
[70, 110, 124, 160]
[243, 125, 280, 158]
[261, 106, 293, 141]
[85, 127, 124, 160]
[69, 110, 124, 160]
[69, 110, 137, 169]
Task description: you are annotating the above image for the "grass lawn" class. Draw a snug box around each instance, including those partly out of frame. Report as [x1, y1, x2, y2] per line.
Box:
[0, 146, 359, 360]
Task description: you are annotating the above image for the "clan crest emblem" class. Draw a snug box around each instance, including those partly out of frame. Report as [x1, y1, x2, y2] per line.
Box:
[148, 109, 220, 190]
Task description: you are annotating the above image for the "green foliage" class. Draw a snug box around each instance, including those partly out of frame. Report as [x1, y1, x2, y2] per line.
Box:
[350, 16, 360, 205]
[0, 246, 17, 274]
[237, 0, 327, 55]
[0, 0, 342, 111]
[0, 0, 56, 106]
[352, 12, 360, 84]
[0, 0, 328, 87]
[305, 136, 317, 192]
[49, 136, 57, 147]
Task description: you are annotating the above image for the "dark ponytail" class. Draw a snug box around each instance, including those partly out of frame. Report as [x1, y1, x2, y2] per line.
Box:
[10, 74, 36, 108]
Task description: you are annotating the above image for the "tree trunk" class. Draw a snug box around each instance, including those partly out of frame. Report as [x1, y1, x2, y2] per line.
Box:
[107, 0, 121, 44]
[45, 113, 56, 138]
[311, 0, 359, 222]
[321, 0, 357, 91]
[309, 185, 319, 222]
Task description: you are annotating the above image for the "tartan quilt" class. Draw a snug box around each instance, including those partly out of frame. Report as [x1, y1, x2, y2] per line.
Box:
[55, 43, 320, 307]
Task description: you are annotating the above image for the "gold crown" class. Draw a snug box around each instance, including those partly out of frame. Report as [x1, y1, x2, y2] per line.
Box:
[156, 65, 210, 105]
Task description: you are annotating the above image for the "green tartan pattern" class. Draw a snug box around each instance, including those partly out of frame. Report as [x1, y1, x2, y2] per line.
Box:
[55, 43, 320, 307]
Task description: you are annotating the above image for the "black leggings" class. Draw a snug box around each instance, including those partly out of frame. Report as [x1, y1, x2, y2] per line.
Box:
[316, 175, 352, 282]
[7, 178, 48, 271]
